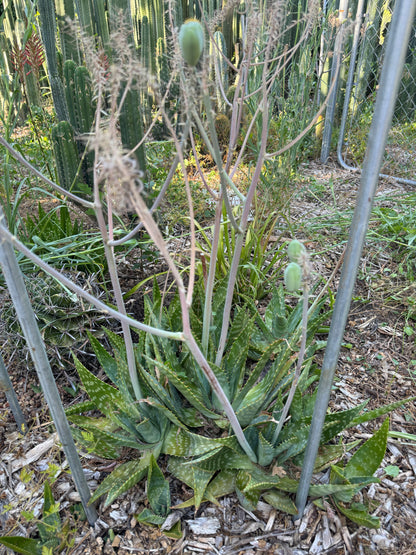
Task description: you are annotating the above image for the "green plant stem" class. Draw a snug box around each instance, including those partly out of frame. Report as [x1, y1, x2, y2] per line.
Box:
[191, 107, 244, 232]
[128, 186, 257, 462]
[272, 282, 309, 444]
[216, 94, 270, 366]
[93, 91, 142, 402]
[0, 135, 94, 209]
[201, 195, 223, 354]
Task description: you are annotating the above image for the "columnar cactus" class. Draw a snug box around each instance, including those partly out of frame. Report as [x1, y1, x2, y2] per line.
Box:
[55, 0, 80, 63]
[73, 66, 96, 134]
[51, 120, 80, 191]
[213, 30, 228, 111]
[38, 0, 69, 121]
[91, 0, 110, 51]
[75, 0, 94, 37]
[119, 88, 147, 174]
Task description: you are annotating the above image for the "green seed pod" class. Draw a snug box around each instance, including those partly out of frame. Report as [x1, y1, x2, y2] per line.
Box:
[179, 19, 204, 67]
[284, 262, 302, 292]
[287, 239, 306, 263]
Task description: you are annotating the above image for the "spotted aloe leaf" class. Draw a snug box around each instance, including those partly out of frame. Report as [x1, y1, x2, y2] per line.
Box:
[257, 432, 275, 466]
[224, 316, 254, 400]
[163, 427, 239, 457]
[319, 403, 368, 444]
[233, 337, 284, 406]
[172, 469, 237, 509]
[68, 414, 138, 453]
[138, 364, 191, 428]
[86, 331, 118, 384]
[349, 398, 416, 428]
[335, 503, 380, 529]
[327, 463, 379, 503]
[65, 400, 96, 415]
[90, 449, 158, 506]
[145, 397, 189, 429]
[344, 418, 389, 480]
[136, 509, 165, 526]
[235, 470, 261, 510]
[312, 440, 361, 473]
[168, 458, 216, 510]
[142, 355, 220, 420]
[264, 285, 287, 335]
[73, 355, 125, 417]
[234, 380, 270, 427]
[237, 467, 289, 494]
[0, 536, 42, 555]
[275, 424, 310, 462]
[147, 455, 170, 516]
[183, 447, 255, 472]
[263, 490, 297, 515]
[308, 482, 359, 501]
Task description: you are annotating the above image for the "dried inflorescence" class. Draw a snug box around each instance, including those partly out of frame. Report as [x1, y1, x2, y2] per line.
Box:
[90, 125, 144, 212]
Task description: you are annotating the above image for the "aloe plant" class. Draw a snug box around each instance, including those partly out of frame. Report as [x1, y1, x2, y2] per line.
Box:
[66, 280, 410, 527]
[1, 2, 412, 535]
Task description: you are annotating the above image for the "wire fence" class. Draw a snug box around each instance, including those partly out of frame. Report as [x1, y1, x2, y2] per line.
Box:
[337, 0, 416, 185]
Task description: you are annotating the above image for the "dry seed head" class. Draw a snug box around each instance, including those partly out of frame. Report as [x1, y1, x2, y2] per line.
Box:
[208, 0, 241, 33]
[90, 127, 144, 213]
[267, 1, 286, 45]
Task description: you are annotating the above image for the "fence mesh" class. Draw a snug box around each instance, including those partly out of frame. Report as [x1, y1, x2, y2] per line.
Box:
[338, 0, 416, 184]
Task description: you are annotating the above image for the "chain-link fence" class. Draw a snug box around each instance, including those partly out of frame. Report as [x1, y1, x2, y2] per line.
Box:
[337, 0, 416, 185]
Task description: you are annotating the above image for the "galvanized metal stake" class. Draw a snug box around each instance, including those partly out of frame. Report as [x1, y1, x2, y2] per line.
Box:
[320, 0, 349, 163]
[0, 352, 27, 433]
[0, 208, 98, 525]
[296, 0, 416, 519]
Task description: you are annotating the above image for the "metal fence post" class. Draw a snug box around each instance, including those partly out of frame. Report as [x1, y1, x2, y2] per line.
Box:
[0, 207, 98, 526]
[296, 0, 416, 519]
[0, 352, 27, 433]
[320, 0, 349, 163]
[337, 1, 416, 185]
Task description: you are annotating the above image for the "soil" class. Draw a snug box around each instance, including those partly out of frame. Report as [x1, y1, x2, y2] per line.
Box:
[1, 160, 416, 554]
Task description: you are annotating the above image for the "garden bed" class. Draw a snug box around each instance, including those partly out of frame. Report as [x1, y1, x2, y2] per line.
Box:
[1, 161, 416, 554]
